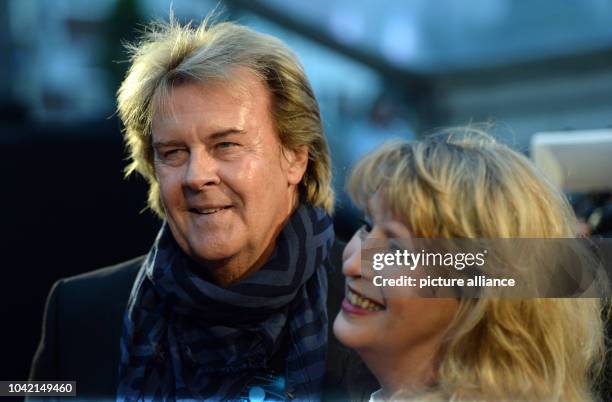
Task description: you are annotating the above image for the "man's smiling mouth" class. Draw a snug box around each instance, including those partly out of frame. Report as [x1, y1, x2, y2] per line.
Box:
[189, 206, 232, 215]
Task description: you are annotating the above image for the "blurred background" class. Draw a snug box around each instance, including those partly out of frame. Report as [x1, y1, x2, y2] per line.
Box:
[1, 0, 612, 384]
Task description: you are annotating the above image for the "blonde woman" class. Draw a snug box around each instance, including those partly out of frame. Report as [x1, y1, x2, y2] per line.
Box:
[333, 128, 608, 401]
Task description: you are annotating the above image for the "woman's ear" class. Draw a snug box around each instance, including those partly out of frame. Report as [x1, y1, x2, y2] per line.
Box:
[283, 145, 309, 185]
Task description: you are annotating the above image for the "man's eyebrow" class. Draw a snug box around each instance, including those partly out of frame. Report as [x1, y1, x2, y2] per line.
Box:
[208, 128, 246, 140]
[152, 129, 245, 148]
[152, 140, 185, 148]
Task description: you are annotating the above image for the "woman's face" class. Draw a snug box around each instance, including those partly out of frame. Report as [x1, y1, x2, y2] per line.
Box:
[333, 194, 459, 358]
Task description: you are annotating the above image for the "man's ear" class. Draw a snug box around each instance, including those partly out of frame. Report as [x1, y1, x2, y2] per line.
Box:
[283, 145, 309, 185]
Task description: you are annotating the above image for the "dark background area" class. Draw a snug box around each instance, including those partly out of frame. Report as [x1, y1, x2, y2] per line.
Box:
[0, 118, 160, 382]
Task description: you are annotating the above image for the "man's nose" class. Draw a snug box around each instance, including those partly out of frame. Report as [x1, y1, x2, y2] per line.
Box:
[183, 150, 220, 192]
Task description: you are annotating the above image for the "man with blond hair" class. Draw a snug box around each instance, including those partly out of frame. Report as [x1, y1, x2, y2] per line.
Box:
[29, 18, 374, 401]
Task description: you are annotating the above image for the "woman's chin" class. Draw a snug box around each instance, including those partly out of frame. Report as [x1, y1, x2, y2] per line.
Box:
[333, 311, 374, 350]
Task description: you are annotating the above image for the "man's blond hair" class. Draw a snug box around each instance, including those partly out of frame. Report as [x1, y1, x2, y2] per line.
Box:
[117, 17, 334, 216]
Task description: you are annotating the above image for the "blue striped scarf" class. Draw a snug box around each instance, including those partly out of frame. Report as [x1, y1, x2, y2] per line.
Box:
[116, 204, 334, 401]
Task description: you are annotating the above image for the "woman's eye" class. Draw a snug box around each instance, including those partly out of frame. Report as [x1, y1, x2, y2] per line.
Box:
[388, 240, 402, 253]
[359, 218, 373, 237]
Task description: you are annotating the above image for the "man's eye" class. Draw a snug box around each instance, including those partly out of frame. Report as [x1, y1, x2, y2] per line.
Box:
[217, 142, 239, 149]
[163, 149, 184, 158]
[157, 148, 187, 164]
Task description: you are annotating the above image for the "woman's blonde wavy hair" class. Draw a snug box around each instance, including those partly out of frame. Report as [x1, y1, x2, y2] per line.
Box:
[117, 16, 334, 216]
[348, 127, 607, 401]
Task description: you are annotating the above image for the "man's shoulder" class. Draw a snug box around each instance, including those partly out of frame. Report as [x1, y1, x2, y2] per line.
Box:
[56, 256, 144, 312]
[62, 255, 143, 286]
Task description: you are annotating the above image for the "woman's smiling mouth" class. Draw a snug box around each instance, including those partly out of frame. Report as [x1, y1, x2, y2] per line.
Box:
[343, 286, 385, 314]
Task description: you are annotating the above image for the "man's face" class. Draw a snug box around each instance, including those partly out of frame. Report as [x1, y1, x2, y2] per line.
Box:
[151, 69, 307, 285]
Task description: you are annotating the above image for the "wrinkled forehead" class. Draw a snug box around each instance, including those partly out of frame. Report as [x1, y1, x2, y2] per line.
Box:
[151, 66, 265, 123]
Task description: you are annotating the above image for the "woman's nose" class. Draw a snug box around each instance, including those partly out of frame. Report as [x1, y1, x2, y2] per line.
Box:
[342, 232, 362, 278]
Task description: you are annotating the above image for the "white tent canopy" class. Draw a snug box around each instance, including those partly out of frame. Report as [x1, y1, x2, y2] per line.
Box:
[530, 129, 612, 193]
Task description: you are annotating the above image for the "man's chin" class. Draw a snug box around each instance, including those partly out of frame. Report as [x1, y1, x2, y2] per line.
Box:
[188, 250, 253, 286]
[188, 248, 237, 267]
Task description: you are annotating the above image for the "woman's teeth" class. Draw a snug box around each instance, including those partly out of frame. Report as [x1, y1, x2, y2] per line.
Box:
[347, 288, 384, 311]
